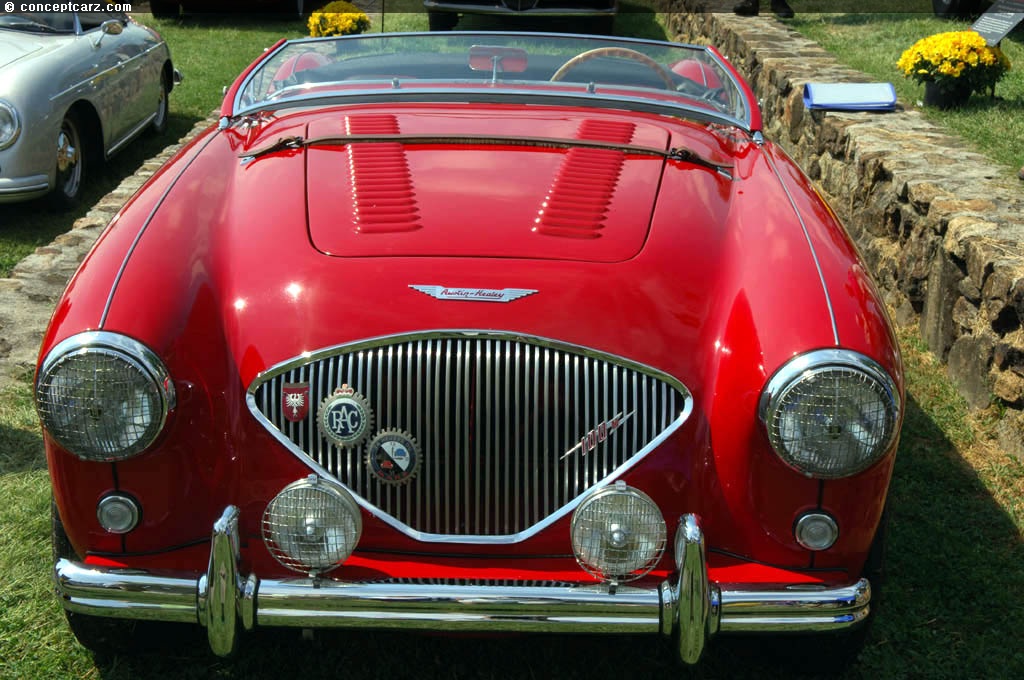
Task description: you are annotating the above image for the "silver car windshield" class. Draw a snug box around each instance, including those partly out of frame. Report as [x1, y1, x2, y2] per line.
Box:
[234, 32, 751, 130]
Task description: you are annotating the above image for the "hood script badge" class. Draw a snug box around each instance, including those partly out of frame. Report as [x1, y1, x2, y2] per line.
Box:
[409, 285, 537, 303]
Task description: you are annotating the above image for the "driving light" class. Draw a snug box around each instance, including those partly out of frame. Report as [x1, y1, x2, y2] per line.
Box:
[36, 332, 174, 462]
[570, 482, 666, 583]
[0, 100, 19, 150]
[760, 350, 899, 479]
[97, 494, 141, 534]
[794, 512, 839, 551]
[262, 476, 361, 575]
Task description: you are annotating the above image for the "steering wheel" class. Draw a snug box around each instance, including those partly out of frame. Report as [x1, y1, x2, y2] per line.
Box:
[550, 47, 677, 90]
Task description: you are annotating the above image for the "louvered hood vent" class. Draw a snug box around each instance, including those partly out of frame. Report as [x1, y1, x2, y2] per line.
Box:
[248, 332, 692, 543]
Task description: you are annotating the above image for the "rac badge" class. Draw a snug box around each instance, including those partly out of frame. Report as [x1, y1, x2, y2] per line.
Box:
[367, 428, 420, 485]
[317, 385, 372, 449]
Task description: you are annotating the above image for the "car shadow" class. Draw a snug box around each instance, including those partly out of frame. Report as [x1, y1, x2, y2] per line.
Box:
[0, 383, 45, 475]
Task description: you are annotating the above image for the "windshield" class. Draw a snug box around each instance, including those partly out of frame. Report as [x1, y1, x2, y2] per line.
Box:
[234, 32, 752, 130]
[0, 12, 76, 33]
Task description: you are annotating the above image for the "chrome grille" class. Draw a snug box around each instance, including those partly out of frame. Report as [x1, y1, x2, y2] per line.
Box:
[249, 332, 690, 541]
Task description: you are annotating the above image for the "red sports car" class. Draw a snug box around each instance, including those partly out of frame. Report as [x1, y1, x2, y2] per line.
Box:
[36, 31, 902, 670]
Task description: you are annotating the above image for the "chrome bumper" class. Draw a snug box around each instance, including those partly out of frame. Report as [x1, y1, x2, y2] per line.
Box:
[54, 508, 870, 662]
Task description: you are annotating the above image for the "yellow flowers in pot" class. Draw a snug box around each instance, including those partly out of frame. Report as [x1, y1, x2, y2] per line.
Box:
[897, 30, 1009, 106]
[308, 1, 371, 37]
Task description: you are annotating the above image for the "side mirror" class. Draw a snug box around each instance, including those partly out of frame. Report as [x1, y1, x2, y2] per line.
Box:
[93, 19, 124, 48]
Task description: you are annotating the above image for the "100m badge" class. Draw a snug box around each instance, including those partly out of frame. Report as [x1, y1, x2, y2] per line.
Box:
[318, 385, 372, 448]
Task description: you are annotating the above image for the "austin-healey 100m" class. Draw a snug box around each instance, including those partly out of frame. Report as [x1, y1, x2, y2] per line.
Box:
[36, 30, 902, 669]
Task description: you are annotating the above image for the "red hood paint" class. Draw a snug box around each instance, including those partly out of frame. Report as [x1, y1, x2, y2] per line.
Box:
[303, 113, 671, 262]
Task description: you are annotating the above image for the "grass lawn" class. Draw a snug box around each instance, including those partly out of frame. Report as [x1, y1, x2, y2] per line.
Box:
[1, 7, 1023, 678]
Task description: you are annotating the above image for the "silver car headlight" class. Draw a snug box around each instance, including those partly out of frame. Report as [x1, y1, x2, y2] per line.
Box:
[759, 349, 900, 479]
[36, 332, 174, 462]
[0, 100, 20, 150]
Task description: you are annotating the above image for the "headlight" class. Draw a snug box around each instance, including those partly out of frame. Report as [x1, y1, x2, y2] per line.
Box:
[262, 476, 362, 576]
[36, 332, 174, 462]
[759, 349, 900, 479]
[570, 482, 666, 583]
[0, 100, 20, 150]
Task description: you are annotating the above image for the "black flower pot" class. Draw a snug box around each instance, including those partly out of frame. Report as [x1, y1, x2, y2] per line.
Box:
[923, 80, 971, 109]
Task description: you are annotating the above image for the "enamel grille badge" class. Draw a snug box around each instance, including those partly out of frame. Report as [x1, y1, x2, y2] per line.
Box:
[318, 385, 373, 448]
[281, 383, 310, 422]
[367, 428, 420, 485]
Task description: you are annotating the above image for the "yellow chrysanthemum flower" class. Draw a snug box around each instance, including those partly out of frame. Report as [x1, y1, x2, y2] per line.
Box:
[896, 30, 1009, 98]
[308, 1, 371, 37]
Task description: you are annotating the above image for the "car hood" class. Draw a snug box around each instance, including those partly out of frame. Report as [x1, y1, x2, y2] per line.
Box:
[0, 32, 52, 70]
[302, 114, 673, 263]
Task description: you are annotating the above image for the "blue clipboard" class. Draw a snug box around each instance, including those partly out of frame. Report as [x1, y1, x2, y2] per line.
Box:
[802, 82, 897, 112]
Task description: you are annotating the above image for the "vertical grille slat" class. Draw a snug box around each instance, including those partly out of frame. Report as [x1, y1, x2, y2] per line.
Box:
[251, 333, 689, 539]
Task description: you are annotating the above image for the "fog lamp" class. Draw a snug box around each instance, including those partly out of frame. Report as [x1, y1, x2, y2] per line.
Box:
[96, 494, 140, 534]
[794, 512, 839, 551]
[262, 476, 361, 575]
[570, 482, 666, 583]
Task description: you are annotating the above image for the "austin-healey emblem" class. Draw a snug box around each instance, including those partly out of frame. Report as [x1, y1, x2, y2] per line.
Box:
[318, 385, 373, 448]
[409, 285, 537, 303]
[281, 383, 310, 422]
[367, 428, 421, 485]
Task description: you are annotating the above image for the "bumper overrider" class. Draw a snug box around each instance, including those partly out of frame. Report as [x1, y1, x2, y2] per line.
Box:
[54, 507, 870, 663]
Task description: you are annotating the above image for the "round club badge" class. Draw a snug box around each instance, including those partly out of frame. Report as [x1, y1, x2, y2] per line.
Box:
[366, 429, 420, 485]
[317, 385, 372, 449]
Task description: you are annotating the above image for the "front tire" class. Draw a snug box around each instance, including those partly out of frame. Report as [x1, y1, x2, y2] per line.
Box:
[48, 111, 87, 209]
[427, 11, 458, 31]
[150, 70, 170, 135]
[52, 501, 142, 658]
[149, 0, 179, 18]
[932, 0, 984, 17]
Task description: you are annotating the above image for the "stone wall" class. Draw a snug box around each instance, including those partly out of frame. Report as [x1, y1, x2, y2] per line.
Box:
[667, 2, 1024, 457]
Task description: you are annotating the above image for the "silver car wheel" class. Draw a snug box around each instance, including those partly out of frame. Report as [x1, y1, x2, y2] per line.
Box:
[152, 74, 169, 134]
[55, 114, 83, 200]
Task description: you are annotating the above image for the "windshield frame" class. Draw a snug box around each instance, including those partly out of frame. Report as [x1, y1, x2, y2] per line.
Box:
[227, 31, 759, 133]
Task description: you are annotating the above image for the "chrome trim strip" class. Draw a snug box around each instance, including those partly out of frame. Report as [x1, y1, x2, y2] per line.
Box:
[763, 150, 839, 344]
[246, 330, 693, 545]
[106, 112, 157, 157]
[48, 43, 165, 103]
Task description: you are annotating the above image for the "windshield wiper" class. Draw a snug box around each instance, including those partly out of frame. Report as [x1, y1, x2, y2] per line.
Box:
[240, 133, 733, 178]
[0, 18, 61, 32]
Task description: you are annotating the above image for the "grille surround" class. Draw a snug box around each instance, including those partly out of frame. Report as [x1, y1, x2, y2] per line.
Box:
[248, 331, 692, 544]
